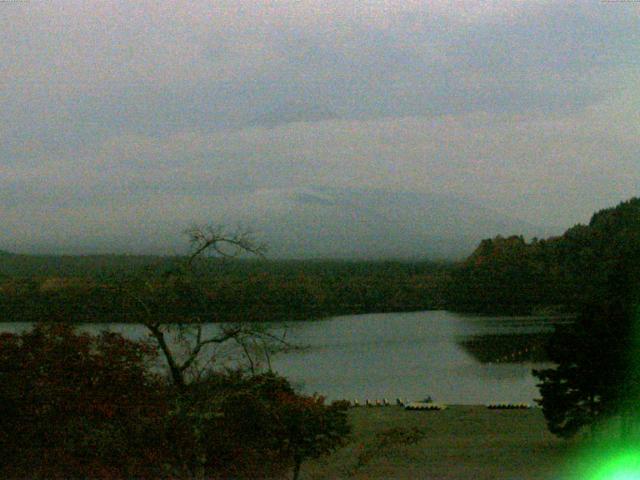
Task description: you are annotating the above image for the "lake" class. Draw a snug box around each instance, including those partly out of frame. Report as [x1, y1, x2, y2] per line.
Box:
[0, 310, 564, 405]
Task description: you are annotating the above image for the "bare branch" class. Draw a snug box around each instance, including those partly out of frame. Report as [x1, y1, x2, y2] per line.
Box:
[184, 225, 267, 268]
[112, 224, 303, 390]
[177, 326, 243, 374]
[146, 323, 186, 391]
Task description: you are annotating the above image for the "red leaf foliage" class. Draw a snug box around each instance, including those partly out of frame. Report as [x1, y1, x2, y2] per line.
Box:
[0, 325, 350, 480]
[0, 323, 169, 479]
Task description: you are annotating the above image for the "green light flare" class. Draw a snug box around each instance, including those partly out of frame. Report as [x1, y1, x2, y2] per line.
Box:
[567, 444, 640, 480]
[585, 449, 640, 480]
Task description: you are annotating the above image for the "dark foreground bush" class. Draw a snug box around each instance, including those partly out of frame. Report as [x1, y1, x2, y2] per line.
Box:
[0, 323, 168, 479]
[164, 370, 350, 479]
[0, 324, 350, 479]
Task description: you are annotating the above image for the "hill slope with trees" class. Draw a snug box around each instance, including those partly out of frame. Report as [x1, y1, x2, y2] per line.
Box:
[532, 198, 640, 438]
[445, 197, 640, 315]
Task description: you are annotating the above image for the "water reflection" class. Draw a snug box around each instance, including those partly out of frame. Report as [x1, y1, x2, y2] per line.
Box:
[456, 332, 551, 363]
[454, 314, 573, 363]
[267, 311, 564, 404]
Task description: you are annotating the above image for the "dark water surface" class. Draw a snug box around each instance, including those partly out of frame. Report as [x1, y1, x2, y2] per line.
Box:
[268, 311, 560, 404]
[0, 311, 563, 404]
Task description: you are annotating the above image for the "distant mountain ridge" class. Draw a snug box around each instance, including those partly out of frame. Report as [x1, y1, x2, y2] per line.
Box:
[1, 187, 557, 259]
[217, 186, 555, 260]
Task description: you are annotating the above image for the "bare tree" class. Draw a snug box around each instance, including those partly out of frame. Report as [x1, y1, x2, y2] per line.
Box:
[112, 226, 299, 478]
[118, 225, 292, 391]
[184, 224, 267, 268]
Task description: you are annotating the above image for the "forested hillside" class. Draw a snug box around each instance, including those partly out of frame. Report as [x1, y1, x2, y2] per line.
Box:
[0, 257, 449, 322]
[446, 198, 640, 314]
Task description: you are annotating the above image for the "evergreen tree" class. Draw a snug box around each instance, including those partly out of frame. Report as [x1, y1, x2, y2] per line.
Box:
[534, 198, 640, 438]
[533, 293, 635, 437]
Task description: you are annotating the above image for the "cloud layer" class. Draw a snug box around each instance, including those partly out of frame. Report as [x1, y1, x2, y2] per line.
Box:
[1, 1, 639, 254]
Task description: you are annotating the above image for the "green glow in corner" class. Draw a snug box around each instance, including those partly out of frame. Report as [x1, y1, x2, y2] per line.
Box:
[576, 449, 640, 480]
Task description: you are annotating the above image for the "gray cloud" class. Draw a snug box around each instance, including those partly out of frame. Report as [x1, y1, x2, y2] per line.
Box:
[1, 1, 639, 254]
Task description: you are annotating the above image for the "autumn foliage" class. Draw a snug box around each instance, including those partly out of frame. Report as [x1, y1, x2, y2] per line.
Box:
[0, 324, 350, 479]
[0, 323, 168, 479]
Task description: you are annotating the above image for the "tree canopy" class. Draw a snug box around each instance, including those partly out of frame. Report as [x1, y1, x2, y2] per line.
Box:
[533, 198, 640, 438]
[0, 323, 167, 479]
[0, 324, 350, 479]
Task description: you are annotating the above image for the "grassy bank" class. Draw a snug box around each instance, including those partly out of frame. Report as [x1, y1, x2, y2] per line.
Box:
[302, 405, 579, 480]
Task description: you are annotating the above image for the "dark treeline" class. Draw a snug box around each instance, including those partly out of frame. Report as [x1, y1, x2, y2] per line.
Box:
[445, 198, 640, 315]
[2, 198, 638, 321]
[0, 257, 450, 322]
[531, 198, 640, 439]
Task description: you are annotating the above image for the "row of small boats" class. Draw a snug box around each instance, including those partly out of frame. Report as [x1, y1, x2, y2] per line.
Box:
[348, 399, 532, 410]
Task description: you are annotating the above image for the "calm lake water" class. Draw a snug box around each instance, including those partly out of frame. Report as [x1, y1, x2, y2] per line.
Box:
[0, 311, 561, 405]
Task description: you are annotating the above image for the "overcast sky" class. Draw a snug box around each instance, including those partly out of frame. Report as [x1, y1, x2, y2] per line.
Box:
[1, 1, 639, 254]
